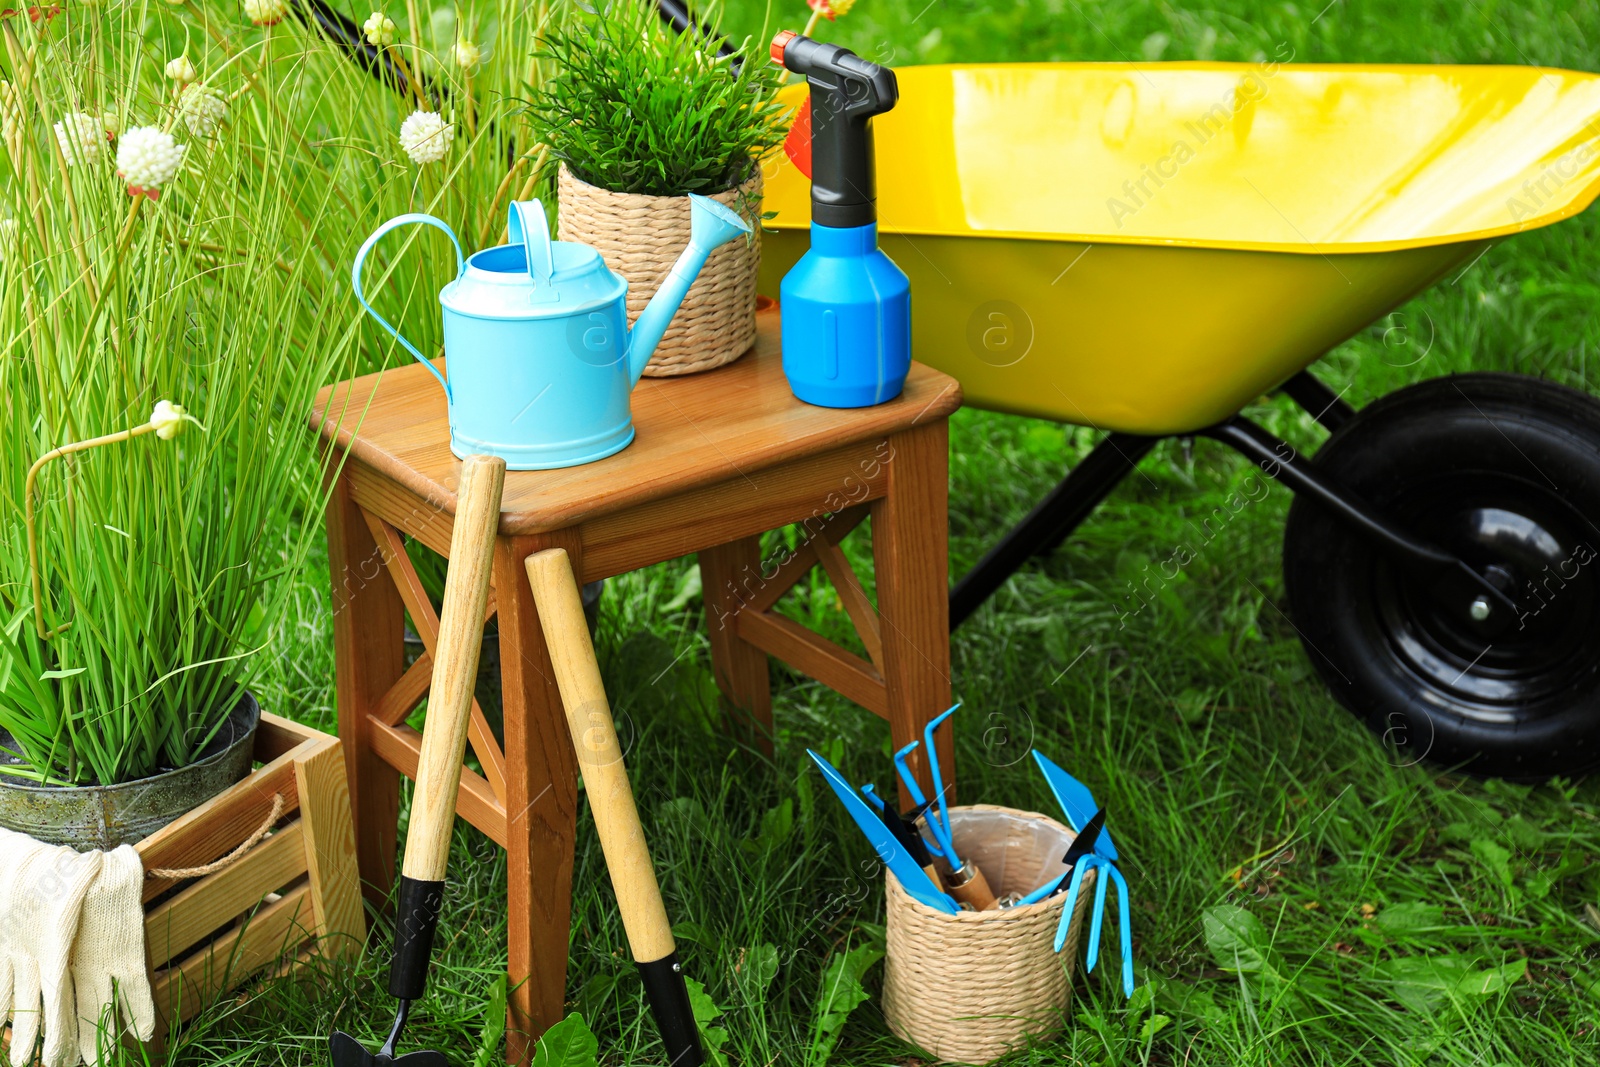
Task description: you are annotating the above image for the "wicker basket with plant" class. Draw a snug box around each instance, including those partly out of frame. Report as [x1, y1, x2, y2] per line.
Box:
[527, 2, 786, 376]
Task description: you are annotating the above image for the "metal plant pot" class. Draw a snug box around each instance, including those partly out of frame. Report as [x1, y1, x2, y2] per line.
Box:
[0, 691, 261, 851]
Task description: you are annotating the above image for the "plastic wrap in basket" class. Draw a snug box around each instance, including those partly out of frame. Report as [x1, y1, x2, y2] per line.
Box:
[883, 805, 1096, 1064]
[557, 164, 762, 377]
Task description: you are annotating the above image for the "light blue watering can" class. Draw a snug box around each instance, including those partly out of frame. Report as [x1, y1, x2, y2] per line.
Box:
[352, 196, 751, 469]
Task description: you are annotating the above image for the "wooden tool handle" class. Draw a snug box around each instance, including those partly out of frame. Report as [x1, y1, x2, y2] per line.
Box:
[525, 548, 676, 964]
[947, 859, 999, 911]
[400, 454, 505, 883]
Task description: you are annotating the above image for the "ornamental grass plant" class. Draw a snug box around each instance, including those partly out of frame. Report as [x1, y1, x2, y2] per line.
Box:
[526, 0, 786, 198]
[0, 0, 563, 788]
[0, 8, 352, 787]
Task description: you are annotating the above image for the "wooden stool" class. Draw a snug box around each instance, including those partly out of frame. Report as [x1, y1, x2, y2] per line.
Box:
[312, 304, 962, 1064]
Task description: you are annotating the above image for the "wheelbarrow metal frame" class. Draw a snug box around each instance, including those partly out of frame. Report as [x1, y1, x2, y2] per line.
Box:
[948, 372, 1516, 631]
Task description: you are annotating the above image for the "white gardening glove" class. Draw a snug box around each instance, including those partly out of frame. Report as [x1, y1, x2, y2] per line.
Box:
[0, 829, 101, 1067]
[71, 845, 156, 1065]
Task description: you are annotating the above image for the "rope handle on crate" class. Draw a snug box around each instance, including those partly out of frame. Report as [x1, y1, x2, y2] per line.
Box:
[145, 793, 284, 880]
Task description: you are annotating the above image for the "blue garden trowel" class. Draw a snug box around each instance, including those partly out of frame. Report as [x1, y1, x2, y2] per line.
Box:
[1032, 750, 1135, 997]
[808, 750, 959, 914]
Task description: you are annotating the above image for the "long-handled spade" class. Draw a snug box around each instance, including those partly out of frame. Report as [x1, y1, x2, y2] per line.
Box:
[524, 548, 704, 1067]
[331, 453, 506, 1067]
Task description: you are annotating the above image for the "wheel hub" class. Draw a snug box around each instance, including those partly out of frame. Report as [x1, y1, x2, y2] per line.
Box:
[1375, 476, 1600, 715]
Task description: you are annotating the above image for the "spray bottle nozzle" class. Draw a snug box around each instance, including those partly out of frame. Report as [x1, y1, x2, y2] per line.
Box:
[771, 32, 897, 228]
[770, 29, 798, 65]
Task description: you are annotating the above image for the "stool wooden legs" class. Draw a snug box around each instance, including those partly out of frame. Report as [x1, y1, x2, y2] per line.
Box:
[698, 423, 955, 811]
[331, 499, 584, 1064]
[326, 420, 955, 1064]
[873, 424, 954, 811]
[699, 537, 775, 752]
[496, 536, 582, 1067]
[326, 472, 406, 912]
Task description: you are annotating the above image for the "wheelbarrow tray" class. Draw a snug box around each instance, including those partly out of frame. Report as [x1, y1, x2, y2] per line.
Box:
[759, 63, 1600, 434]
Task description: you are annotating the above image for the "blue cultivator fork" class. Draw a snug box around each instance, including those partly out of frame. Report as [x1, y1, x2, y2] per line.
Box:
[1032, 750, 1135, 997]
[891, 740, 946, 860]
[919, 705, 963, 863]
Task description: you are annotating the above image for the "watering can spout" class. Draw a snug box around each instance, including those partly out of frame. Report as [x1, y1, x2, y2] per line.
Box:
[625, 194, 751, 384]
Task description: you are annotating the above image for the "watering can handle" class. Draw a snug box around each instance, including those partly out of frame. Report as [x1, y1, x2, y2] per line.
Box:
[506, 199, 555, 288]
[351, 213, 465, 399]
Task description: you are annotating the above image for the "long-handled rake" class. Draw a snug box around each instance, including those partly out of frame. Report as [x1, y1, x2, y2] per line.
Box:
[329, 454, 505, 1067]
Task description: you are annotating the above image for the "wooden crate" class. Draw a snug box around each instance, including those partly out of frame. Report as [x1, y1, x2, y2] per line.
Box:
[136, 711, 367, 1031]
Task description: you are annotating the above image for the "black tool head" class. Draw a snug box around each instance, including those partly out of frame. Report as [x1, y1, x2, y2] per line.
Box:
[331, 998, 449, 1067]
[874, 803, 936, 868]
[330, 1030, 449, 1067]
[1062, 808, 1106, 870]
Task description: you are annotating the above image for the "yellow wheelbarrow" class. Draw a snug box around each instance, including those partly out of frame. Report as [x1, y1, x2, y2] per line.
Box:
[761, 62, 1600, 779]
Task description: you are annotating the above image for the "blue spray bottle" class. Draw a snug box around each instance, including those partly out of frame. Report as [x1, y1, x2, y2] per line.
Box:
[771, 32, 909, 408]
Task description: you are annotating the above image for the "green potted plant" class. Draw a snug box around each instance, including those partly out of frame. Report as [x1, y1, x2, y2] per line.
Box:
[0, 11, 358, 849]
[528, 1, 786, 377]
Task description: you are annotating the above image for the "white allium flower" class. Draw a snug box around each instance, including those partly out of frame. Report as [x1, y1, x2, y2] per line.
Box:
[362, 11, 396, 46]
[115, 126, 186, 198]
[150, 400, 190, 440]
[164, 55, 196, 83]
[244, 0, 287, 26]
[179, 83, 227, 137]
[398, 109, 452, 165]
[452, 38, 480, 69]
[54, 112, 106, 166]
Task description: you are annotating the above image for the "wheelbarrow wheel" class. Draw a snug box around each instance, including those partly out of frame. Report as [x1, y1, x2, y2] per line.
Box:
[1282, 372, 1600, 779]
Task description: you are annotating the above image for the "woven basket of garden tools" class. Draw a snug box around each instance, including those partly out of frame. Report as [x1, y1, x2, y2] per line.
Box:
[557, 164, 762, 377]
[883, 805, 1096, 1064]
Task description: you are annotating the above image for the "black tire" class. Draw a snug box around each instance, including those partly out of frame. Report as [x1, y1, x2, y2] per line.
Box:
[1283, 373, 1600, 779]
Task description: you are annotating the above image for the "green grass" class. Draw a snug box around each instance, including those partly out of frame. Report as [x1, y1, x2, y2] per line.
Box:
[126, 0, 1600, 1065]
